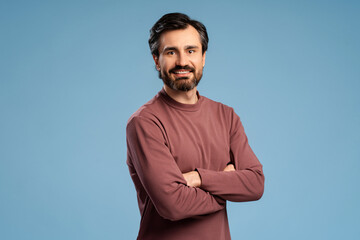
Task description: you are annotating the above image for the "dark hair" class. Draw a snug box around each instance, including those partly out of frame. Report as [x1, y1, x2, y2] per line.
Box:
[149, 13, 209, 57]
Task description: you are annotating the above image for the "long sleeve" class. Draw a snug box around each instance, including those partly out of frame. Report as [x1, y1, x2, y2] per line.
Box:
[126, 115, 225, 221]
[196, 110, 265, 202]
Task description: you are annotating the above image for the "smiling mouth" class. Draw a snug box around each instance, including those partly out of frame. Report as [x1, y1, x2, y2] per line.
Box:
[172, 71, 192, 80]
[174, 70, 191, 74]
[171, 69, 194, 77]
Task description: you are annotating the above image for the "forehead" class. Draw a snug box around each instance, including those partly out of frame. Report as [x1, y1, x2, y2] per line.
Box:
[159, 25, 202, 51]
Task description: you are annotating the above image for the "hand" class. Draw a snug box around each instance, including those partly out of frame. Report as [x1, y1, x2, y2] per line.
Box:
[223, 164, 235, 172]
[182, 171, 201, 188]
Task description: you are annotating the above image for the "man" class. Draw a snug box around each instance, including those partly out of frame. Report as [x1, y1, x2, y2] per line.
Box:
[126, 13, 264, 240]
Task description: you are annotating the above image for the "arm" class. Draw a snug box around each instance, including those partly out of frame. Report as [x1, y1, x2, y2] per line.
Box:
[196, 110, 265, 202]
[182, 164, 235, 188]
[126, 116, 225, 221]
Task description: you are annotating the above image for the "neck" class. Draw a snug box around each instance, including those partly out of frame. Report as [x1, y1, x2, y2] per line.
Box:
[163, 85, 198, 104]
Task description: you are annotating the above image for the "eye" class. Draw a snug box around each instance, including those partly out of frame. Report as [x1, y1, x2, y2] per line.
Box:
[167, 51, 175, 55]
[188, 50, 195, 54]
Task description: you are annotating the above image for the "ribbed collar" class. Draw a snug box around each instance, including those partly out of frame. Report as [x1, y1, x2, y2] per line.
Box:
[159, 88, 203, 112]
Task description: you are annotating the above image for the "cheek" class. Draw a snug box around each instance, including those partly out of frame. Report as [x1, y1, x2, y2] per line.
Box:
[195, 60, 204, 70]
[160, 58, 175, 69]
[193, 56, 204, 66]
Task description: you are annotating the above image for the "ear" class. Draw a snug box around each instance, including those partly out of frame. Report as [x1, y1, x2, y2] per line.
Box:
[202, 51, 206, 67]
[153, 54, 160, 71]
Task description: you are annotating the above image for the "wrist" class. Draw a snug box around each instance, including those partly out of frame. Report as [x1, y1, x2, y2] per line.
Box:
[191, 171, 201, 188]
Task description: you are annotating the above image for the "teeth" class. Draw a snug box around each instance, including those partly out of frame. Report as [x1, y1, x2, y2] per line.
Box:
[175, 71, 190, 74]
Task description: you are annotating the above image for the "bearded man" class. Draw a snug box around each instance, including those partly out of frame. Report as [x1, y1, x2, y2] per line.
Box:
[126, 12, 264, 240]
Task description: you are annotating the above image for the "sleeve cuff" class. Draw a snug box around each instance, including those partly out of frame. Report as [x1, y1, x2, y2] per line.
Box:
[196, 168, 216, 191]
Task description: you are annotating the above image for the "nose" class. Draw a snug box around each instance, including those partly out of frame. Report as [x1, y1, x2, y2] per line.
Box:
[175, 52, 189, 67]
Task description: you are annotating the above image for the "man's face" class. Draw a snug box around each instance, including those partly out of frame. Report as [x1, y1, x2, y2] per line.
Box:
[153, 25, 206, 91]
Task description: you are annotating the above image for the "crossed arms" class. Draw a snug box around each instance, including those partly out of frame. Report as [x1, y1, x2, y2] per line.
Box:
[126, 111, 264, 221]
[182, 163, 235, 188]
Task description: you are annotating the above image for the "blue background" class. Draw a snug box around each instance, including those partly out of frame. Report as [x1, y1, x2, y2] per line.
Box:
[1, 0, 359, 239]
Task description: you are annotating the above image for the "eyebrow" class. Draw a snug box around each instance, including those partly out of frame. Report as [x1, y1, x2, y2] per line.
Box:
[162, 45, 200, 52]
[163, 47, 177, 52]
[185, 45, 199, 50]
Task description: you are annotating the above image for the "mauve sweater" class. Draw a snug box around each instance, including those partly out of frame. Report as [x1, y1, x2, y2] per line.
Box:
[126, 88, 264, 240]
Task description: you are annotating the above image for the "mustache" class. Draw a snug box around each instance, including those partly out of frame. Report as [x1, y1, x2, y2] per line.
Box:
[169, 65, 195, 73]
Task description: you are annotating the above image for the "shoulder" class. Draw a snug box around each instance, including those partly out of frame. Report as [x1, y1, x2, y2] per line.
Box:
[201, 95, 240, 132]
[126, 92, 165, 130]
[201, 95, 235, 115]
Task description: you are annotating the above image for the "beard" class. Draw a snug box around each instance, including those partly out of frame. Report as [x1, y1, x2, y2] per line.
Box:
[158, 65, 203, 92]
